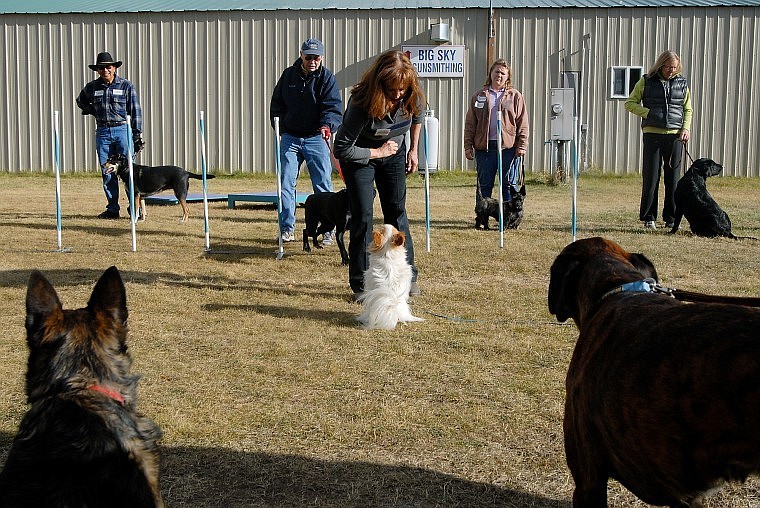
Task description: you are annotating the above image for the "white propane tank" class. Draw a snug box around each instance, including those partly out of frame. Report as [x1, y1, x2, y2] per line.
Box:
[420, 109, 439, 173]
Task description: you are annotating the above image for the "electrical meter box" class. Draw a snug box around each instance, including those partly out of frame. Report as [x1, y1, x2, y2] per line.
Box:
[550, 88, 575, 141]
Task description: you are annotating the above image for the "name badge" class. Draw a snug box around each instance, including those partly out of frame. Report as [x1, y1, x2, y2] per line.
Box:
[94, 90, 104, 97]
[475, 101, 484, 109]
[113, 89, 124, 96]
[375, 128, 391, 136]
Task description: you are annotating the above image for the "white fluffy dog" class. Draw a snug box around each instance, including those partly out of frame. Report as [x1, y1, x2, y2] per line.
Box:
[356, 224, 423, 330]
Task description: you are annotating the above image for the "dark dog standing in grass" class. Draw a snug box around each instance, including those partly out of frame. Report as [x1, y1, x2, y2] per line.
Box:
[105, 153, 214, 222]
[0, 267, 164, 508]
[670, 157, 755, 239]
[549, 237, 760, 507]
[303, 189, 351, 265]
[475, 184, 525, 230]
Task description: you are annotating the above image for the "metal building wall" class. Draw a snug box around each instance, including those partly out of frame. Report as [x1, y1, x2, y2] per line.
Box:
[0, 7, 758, 176]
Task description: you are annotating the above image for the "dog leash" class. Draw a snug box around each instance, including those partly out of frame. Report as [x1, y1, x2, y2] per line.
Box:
[605, 279, 760, 308]
[324, 136, 345, 182]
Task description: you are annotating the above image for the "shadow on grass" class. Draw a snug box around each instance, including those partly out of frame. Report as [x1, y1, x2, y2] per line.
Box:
[160, 445, 570, 507]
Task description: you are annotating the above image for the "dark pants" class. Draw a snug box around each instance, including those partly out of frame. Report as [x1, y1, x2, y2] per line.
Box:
[343, 147, 416, 294]
[474, 141, 519, 206]
[640, 133, 682, 223]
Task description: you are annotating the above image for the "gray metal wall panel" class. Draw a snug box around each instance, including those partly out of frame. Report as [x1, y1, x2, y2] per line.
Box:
[1, 7, 758, 176]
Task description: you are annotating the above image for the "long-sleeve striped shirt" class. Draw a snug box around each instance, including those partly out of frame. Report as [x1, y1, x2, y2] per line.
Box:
[76, 75, 142, 136]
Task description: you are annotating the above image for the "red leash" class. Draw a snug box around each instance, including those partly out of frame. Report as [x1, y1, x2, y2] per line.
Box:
[324, 136, 344, 183]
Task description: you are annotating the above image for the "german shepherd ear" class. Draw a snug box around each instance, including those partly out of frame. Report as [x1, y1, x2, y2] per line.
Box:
[25, 271, 63, 343]
[88, 266, 128, 327]
[628, 253, 659, 282]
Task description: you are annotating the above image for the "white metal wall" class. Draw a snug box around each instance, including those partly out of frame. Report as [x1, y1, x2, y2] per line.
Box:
[1, 7, 758, 176]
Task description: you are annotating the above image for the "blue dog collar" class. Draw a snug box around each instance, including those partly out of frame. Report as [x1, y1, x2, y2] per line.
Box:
[599, 278, 658, 302]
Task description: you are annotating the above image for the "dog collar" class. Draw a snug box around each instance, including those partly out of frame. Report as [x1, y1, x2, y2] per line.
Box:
[599, 278, 658, 302]
[89, 384, 125, 406]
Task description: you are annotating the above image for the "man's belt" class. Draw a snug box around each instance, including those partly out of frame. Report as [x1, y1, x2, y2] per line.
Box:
[97, 120, 127, 128]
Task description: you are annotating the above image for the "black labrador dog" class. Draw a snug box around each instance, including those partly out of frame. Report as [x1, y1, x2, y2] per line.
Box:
[302, 189, 350, 265]
[104, 153, 214, 222]
[669, 158, 745, 238]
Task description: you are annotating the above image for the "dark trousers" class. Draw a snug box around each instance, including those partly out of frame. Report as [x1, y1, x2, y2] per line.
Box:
[343, 147, 416, 294]
[640, 133, 682, 223]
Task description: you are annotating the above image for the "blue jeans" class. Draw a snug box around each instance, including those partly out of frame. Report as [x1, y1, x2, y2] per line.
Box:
[96, 124, 131, 213]
[279, 133, 334, 232]
[474, 141, 519, 206]
[343, 146, 416, 294]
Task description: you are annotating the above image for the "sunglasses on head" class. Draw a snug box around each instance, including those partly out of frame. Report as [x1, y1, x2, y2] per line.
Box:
[303, 55, 321, 61]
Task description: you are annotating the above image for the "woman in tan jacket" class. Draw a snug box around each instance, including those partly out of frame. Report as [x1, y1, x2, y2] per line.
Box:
[464, 59, 529, 215]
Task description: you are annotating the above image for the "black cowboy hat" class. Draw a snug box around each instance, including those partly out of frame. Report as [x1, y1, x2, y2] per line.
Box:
[88, 52, 123, 71]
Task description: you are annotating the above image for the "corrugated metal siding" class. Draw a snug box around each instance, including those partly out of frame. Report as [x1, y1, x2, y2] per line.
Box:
[1, 7, 759, 176]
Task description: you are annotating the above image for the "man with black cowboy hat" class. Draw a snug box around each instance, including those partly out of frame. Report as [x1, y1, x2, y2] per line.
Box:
[76, 51, 144, 219]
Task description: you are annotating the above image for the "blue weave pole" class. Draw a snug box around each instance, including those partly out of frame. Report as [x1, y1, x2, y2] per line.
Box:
[199, 111, 211, 251]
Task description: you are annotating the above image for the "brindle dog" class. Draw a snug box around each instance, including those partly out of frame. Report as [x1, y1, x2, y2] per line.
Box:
[548, 237, 760, 508]
[0, 267, 164, 508]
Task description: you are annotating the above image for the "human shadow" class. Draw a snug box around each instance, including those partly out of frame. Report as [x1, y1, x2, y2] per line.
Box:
[160, 445, 570, 507]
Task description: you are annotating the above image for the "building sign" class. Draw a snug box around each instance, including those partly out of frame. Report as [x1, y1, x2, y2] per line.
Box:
[402, 45, 465, 78]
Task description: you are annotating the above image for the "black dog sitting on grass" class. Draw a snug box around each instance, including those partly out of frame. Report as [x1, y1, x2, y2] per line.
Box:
[303, 189, 351, 265]
[670, 158, 754, 239]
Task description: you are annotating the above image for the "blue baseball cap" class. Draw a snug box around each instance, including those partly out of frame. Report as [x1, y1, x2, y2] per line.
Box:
[301, 38, 325, 56]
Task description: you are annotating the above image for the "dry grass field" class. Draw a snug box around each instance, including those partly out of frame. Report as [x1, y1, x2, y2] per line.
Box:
[0, 170, 759, 507]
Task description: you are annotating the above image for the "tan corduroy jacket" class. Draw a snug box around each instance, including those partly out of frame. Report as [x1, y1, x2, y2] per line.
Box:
[463, 86, 529, 153]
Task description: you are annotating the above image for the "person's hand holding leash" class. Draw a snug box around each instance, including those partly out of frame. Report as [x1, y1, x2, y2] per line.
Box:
[371, 140, 398, 159]
[133, 137, 145, 154]
[320, 126, 331, 140]
[679, 128, 690, 142]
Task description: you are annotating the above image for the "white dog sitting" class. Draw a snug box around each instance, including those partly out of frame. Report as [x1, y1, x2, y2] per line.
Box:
[356, 224, 423, 330]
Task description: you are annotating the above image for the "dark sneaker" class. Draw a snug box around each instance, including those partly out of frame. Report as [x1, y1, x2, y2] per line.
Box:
[97, 210, 119, 220]
[409, 281, 420, 297]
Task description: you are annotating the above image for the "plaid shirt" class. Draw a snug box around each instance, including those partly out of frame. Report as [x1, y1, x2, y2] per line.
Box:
[76, 75, 142, 136]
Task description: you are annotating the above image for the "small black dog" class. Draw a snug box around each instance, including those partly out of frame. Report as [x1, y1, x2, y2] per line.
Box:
[670, 158, 753, 239]
[0, 267, 164, 507]
[104, 153, 214, 222]
[302, 189, 351, 265]
[475, 185, 525, 230]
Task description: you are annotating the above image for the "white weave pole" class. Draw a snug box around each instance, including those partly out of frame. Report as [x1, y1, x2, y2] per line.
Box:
[496, 114, 504, 249]
[199, 111, 211, 251]
[422, 116, 432, 253]
[52, 110, 66, 252]
[273, 117, 284, 260]
[126, 115, 137, 252]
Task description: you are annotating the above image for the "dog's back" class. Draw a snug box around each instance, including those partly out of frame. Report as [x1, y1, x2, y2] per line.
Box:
[303, 189, 351, 265]
[0, 267, 164, 508]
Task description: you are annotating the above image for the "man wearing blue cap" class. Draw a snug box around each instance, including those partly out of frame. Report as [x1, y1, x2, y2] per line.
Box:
[270, 38, 343, 243]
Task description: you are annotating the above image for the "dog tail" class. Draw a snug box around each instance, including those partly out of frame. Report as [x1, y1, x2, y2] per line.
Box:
[187, 172, 216, 180]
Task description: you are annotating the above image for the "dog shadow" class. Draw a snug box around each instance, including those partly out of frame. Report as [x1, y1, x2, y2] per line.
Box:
[160, 445, 570, 507]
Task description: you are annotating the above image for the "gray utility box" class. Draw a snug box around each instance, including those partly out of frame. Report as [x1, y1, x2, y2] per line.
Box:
[549, 88, 575, 141]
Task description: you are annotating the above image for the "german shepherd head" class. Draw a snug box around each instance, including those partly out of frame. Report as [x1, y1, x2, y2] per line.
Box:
[0, 267, 164, 508]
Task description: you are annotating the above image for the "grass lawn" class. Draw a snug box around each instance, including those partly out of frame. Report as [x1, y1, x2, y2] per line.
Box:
[0, 170, 758, 507]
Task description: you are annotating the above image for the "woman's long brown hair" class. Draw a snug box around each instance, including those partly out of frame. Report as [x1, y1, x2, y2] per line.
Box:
[350, 50, 425, 119]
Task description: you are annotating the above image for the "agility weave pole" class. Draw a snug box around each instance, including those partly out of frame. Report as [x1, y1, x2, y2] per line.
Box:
[422, 116, 432, 253]
[52, 111, 70, 253]
[273, 117, 285, 260]
[496, 115, 505, 248]
[125, 116, 137, 252]
[199, 111, 211, 251]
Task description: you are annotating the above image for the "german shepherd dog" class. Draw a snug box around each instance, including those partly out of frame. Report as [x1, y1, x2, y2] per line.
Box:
[0, 267, 164, 508]
[104, 153, 214, 222]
